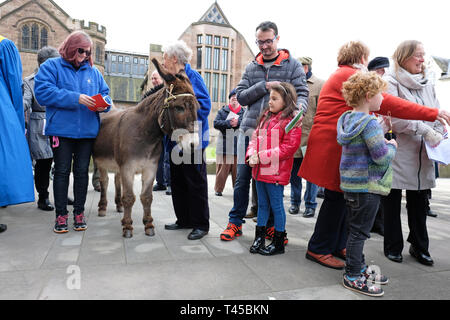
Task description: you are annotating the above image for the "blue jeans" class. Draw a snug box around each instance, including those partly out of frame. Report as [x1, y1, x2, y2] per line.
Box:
[52, 137, 95, 216]
[344, 192, 380, 278]
[255, 181, 286, 232]
[290, 157, 318, 209]
[228, 132, 273, 227]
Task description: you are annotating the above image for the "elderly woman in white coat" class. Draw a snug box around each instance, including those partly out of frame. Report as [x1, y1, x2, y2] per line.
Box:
[382, 40, 446, 266]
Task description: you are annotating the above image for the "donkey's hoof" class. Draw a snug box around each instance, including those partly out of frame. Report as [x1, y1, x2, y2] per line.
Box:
[98, 210, 106, 217]
[145, 228, 155, 237]
[123, 229, 133, 238]
[116, 206, 123, 213]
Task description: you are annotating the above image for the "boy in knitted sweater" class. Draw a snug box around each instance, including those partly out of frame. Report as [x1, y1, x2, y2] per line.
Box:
[337, 71, 397, 297]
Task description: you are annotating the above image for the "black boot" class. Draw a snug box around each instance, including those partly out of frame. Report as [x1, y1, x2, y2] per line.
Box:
[250, 226, 266, 254]
[259, 230, 286, 256]
[37, 198, 55, 211]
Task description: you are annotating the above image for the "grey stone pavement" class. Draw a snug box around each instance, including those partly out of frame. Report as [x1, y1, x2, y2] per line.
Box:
[0, 174, 449, 300]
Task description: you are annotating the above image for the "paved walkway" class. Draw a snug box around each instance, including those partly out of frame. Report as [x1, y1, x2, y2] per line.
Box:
[1, 175, 449, 300]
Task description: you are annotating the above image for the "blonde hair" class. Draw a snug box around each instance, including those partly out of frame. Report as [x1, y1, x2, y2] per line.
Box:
[392, 40, 425, 75]
[337, 41, 370, 66]
[342, 71, 387, 108]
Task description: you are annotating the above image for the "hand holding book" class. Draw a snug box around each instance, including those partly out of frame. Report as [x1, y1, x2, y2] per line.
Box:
[79, 94, 96, 109]
[81, 94, 112, 112]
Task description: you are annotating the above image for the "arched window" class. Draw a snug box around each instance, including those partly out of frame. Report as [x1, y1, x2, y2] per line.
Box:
[20, 22, 49, 51]
[40, 28, 48, 48]
[31, 23, 39, 50]
[21, 25, 30, 49]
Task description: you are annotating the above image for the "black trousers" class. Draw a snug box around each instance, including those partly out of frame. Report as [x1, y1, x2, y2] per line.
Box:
[34, 158, 53, 201]
[52, 138, 94, 216]
[170, 149, 209, 231]
[382, 189, 430, 256]
[308, 189, 349, 255]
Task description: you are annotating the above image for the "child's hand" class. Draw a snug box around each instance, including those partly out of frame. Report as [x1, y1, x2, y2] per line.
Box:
[249, 151, 259, 167]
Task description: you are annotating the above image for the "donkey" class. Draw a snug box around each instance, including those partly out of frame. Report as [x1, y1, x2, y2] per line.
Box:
[92, 59, 199, 238]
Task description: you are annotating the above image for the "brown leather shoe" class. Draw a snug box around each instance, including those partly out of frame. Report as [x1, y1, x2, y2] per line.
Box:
[306, 250, 345, 270]
[244, 211, 257, 219]
[333, 248, 346, 260]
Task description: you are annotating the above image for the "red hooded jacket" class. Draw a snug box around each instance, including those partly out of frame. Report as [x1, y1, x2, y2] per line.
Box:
[246, 111, 302, 186]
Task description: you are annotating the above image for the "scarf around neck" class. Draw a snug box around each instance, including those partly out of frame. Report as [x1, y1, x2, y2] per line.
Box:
[229, 103, 241, 114]
[395, 67, 429, 90]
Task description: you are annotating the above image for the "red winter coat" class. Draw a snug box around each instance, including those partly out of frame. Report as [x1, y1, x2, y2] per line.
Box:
[299, 65, 439, 192]
[247, 111, 302, 186]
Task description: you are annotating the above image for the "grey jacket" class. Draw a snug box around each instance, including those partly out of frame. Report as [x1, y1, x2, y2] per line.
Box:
[236, 49, 309, 135]
[384, 68, 444, 190]
[23, 72, 53, 160]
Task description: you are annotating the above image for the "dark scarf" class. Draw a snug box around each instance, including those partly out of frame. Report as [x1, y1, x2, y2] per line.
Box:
[141, 84, 164, 101]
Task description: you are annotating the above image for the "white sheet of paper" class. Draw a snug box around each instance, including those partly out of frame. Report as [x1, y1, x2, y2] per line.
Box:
[425, 138, 450, 165]
[42, 119, 46, 136]
[301, 146, 307, 157]
[226, 112, 239, 121]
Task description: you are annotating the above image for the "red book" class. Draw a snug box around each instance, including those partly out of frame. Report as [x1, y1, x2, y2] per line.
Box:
[89, 94, 112, 111]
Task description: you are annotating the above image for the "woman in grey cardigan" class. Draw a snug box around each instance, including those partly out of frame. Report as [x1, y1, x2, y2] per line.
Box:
[382, 40, 446, 266]
[23, 47, 60, 211]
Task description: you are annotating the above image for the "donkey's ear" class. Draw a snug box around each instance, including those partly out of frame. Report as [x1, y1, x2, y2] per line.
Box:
[152, 58, 176, 83]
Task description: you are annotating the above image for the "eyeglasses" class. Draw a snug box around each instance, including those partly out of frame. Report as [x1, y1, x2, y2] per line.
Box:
[77, 48, 91, 56]
[255, 35, 278, 47]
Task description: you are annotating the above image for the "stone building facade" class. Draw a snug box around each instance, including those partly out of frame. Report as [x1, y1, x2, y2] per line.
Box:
[0, 0, 106, 77]
[145, 2, 255, 135]
[104, 49, 149, 108]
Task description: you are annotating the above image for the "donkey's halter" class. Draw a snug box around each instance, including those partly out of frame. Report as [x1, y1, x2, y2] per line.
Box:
[159, 84, 195, 134]
[162, 84, 195, 109]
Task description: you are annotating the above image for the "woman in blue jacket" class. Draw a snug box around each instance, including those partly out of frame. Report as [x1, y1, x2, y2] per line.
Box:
[35, 31, 110, 234]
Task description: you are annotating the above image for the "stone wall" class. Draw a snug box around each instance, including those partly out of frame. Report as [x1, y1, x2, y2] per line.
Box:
[0, 0, 106, 77]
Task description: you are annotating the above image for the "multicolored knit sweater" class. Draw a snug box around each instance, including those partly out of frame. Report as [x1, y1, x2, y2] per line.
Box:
[337, 111, 397, 196]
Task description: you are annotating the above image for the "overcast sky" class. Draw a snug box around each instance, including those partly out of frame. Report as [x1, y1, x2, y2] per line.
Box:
[55, 0, 450, 108]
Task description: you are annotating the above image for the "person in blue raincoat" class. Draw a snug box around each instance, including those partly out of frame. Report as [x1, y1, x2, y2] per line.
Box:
[35, 31, 110, 234]
[0, 35, 35, 233]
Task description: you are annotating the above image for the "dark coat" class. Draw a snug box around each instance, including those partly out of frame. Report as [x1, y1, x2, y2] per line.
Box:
[213, 105, 245, 155]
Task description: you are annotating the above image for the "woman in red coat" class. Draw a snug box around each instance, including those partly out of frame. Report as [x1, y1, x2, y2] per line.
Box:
[299, 41, 450, 270]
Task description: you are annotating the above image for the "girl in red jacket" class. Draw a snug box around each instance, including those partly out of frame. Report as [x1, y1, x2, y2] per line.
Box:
[247, 82, 302, 256]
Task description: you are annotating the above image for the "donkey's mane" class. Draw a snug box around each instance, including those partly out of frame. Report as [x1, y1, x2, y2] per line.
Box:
[135, 85, 166, 116]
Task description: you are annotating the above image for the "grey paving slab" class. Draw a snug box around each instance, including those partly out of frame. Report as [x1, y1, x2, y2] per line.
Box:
[0, 175, 449, 300]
